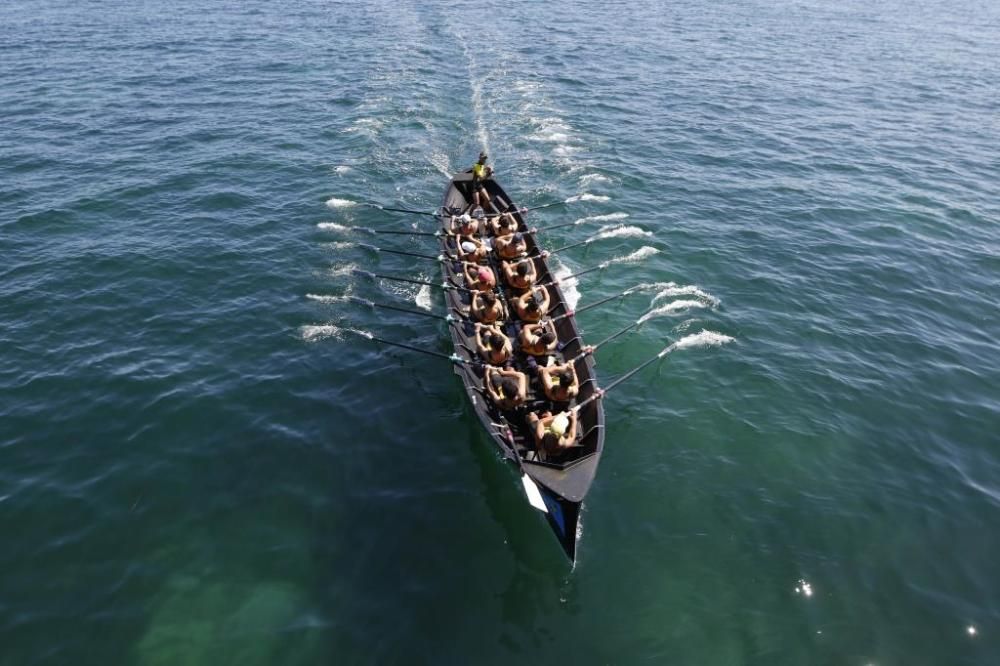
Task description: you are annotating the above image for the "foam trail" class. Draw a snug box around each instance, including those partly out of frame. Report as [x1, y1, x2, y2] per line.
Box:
[453, 32, 490, 155]
[594, 224, 652, 240]
[571, 212, 629, 226]
[317, 222, 351, 233]
[428, 151, 452, 178]
[652, 285, 720, 307]
[306, 294, 351, 304]
[530, 130, 570, 143]
[323, 241, 356, 250]
[579, 173, 610, 187]
[326, 197, 358, 209]
[551, 259, 581, 310]
[609, 246, 659, 265]
[664, 330, 735, 354]
[567, 193, 610, 203]
[300, 324, 372, 342]
[329, 263, 357, 278]
[638, 300, 707, 324]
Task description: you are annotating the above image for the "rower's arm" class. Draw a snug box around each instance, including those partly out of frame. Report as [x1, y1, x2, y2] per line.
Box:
[539, 369, 553, 392]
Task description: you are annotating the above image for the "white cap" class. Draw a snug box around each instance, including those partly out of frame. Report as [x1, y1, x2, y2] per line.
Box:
[551, 413, 570, 436]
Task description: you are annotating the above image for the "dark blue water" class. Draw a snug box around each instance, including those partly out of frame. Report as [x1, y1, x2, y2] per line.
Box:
[2, 0, 999, 663]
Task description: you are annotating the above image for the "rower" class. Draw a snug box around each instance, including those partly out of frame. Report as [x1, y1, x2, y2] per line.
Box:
[527, 409, 578, 454]
[469, 152, 495, 213]
[494, 231, 528, 260]
[462, 262, 496, 292]
[501, 257, 537, 290]
[538, 361, 579, 402]
[520, 319, 558, 357]
[475, 323, 512, 365]
[513, 286, 550, 322]
[484, 366, 527, 410]
[490, 211, 519, 236]
[455, 235, 489, 263]
[470, 290, 505, 324]
[448, 213, 478, 236]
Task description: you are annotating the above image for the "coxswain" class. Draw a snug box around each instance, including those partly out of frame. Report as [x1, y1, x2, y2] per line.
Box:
[520, 319, 558, 356]
[484, 366, 527, 410]
[490, 211, 520, 236]
[527, 409, 578, 454]
[501, 258, 537, 290]
[494, 231, 528, 260]
[538, 361, 579, 402]
[470, 152, 495, 213]
[462, 262, 496, 292]
[513, 286, 550, 322]
[475, 323, 512, 365]
[470, 290, 505, 324]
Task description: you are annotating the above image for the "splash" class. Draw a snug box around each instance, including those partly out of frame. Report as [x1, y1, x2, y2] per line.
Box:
[317, 222, 351, 232]
[594, 224, 652, 240]
[550, 259, 581, 310]
[638, 300, 707, 324]
[567, 193, 610, 203]
[325, 197, 357, 209]
[664, 330, 734, 354]
[329, 263, 357, 278]
[415, 284, 433, 311]
[306, 294, 350, 304]
[609, 246, 659, 265]
[343, 117, 382, 137]
[334, 165, 352, 174]
[323, 241, 356, 250]
[301, 324, 372, 342]
[579, 173, 610, 187]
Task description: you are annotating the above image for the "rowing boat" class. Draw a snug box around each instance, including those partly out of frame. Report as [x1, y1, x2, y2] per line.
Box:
[437, 172, 605, 561]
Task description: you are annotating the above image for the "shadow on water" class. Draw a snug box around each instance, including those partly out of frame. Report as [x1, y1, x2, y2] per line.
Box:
[462, 408, 585, 655]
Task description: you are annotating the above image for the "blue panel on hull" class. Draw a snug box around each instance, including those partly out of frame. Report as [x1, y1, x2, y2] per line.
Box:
[542, 492, 566, 536]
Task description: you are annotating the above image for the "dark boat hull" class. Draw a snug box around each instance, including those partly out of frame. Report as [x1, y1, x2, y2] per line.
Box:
[436, 173, 605, 561]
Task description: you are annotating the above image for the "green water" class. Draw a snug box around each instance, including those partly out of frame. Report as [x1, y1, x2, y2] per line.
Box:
[2, 0, 999, 663]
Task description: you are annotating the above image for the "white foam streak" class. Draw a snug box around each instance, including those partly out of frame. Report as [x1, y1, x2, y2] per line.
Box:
[652, 285, 720, 307]
[317, 222, 351, 232]
[329, 264, 357, 278]
[579, 173, 610, 187]
[572, 212, 628, 226]
[638, 300, 707, 324]
[664, 330, 735, 355]
[609, 246, 659, 265]
[306, 294, 350, 304]
[301, 324, 372, 342]
[530, 130, 570, 143]
[567, 193, 611, 203]
[326, 197, 358, 209]
[594, 224, 652, 240]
